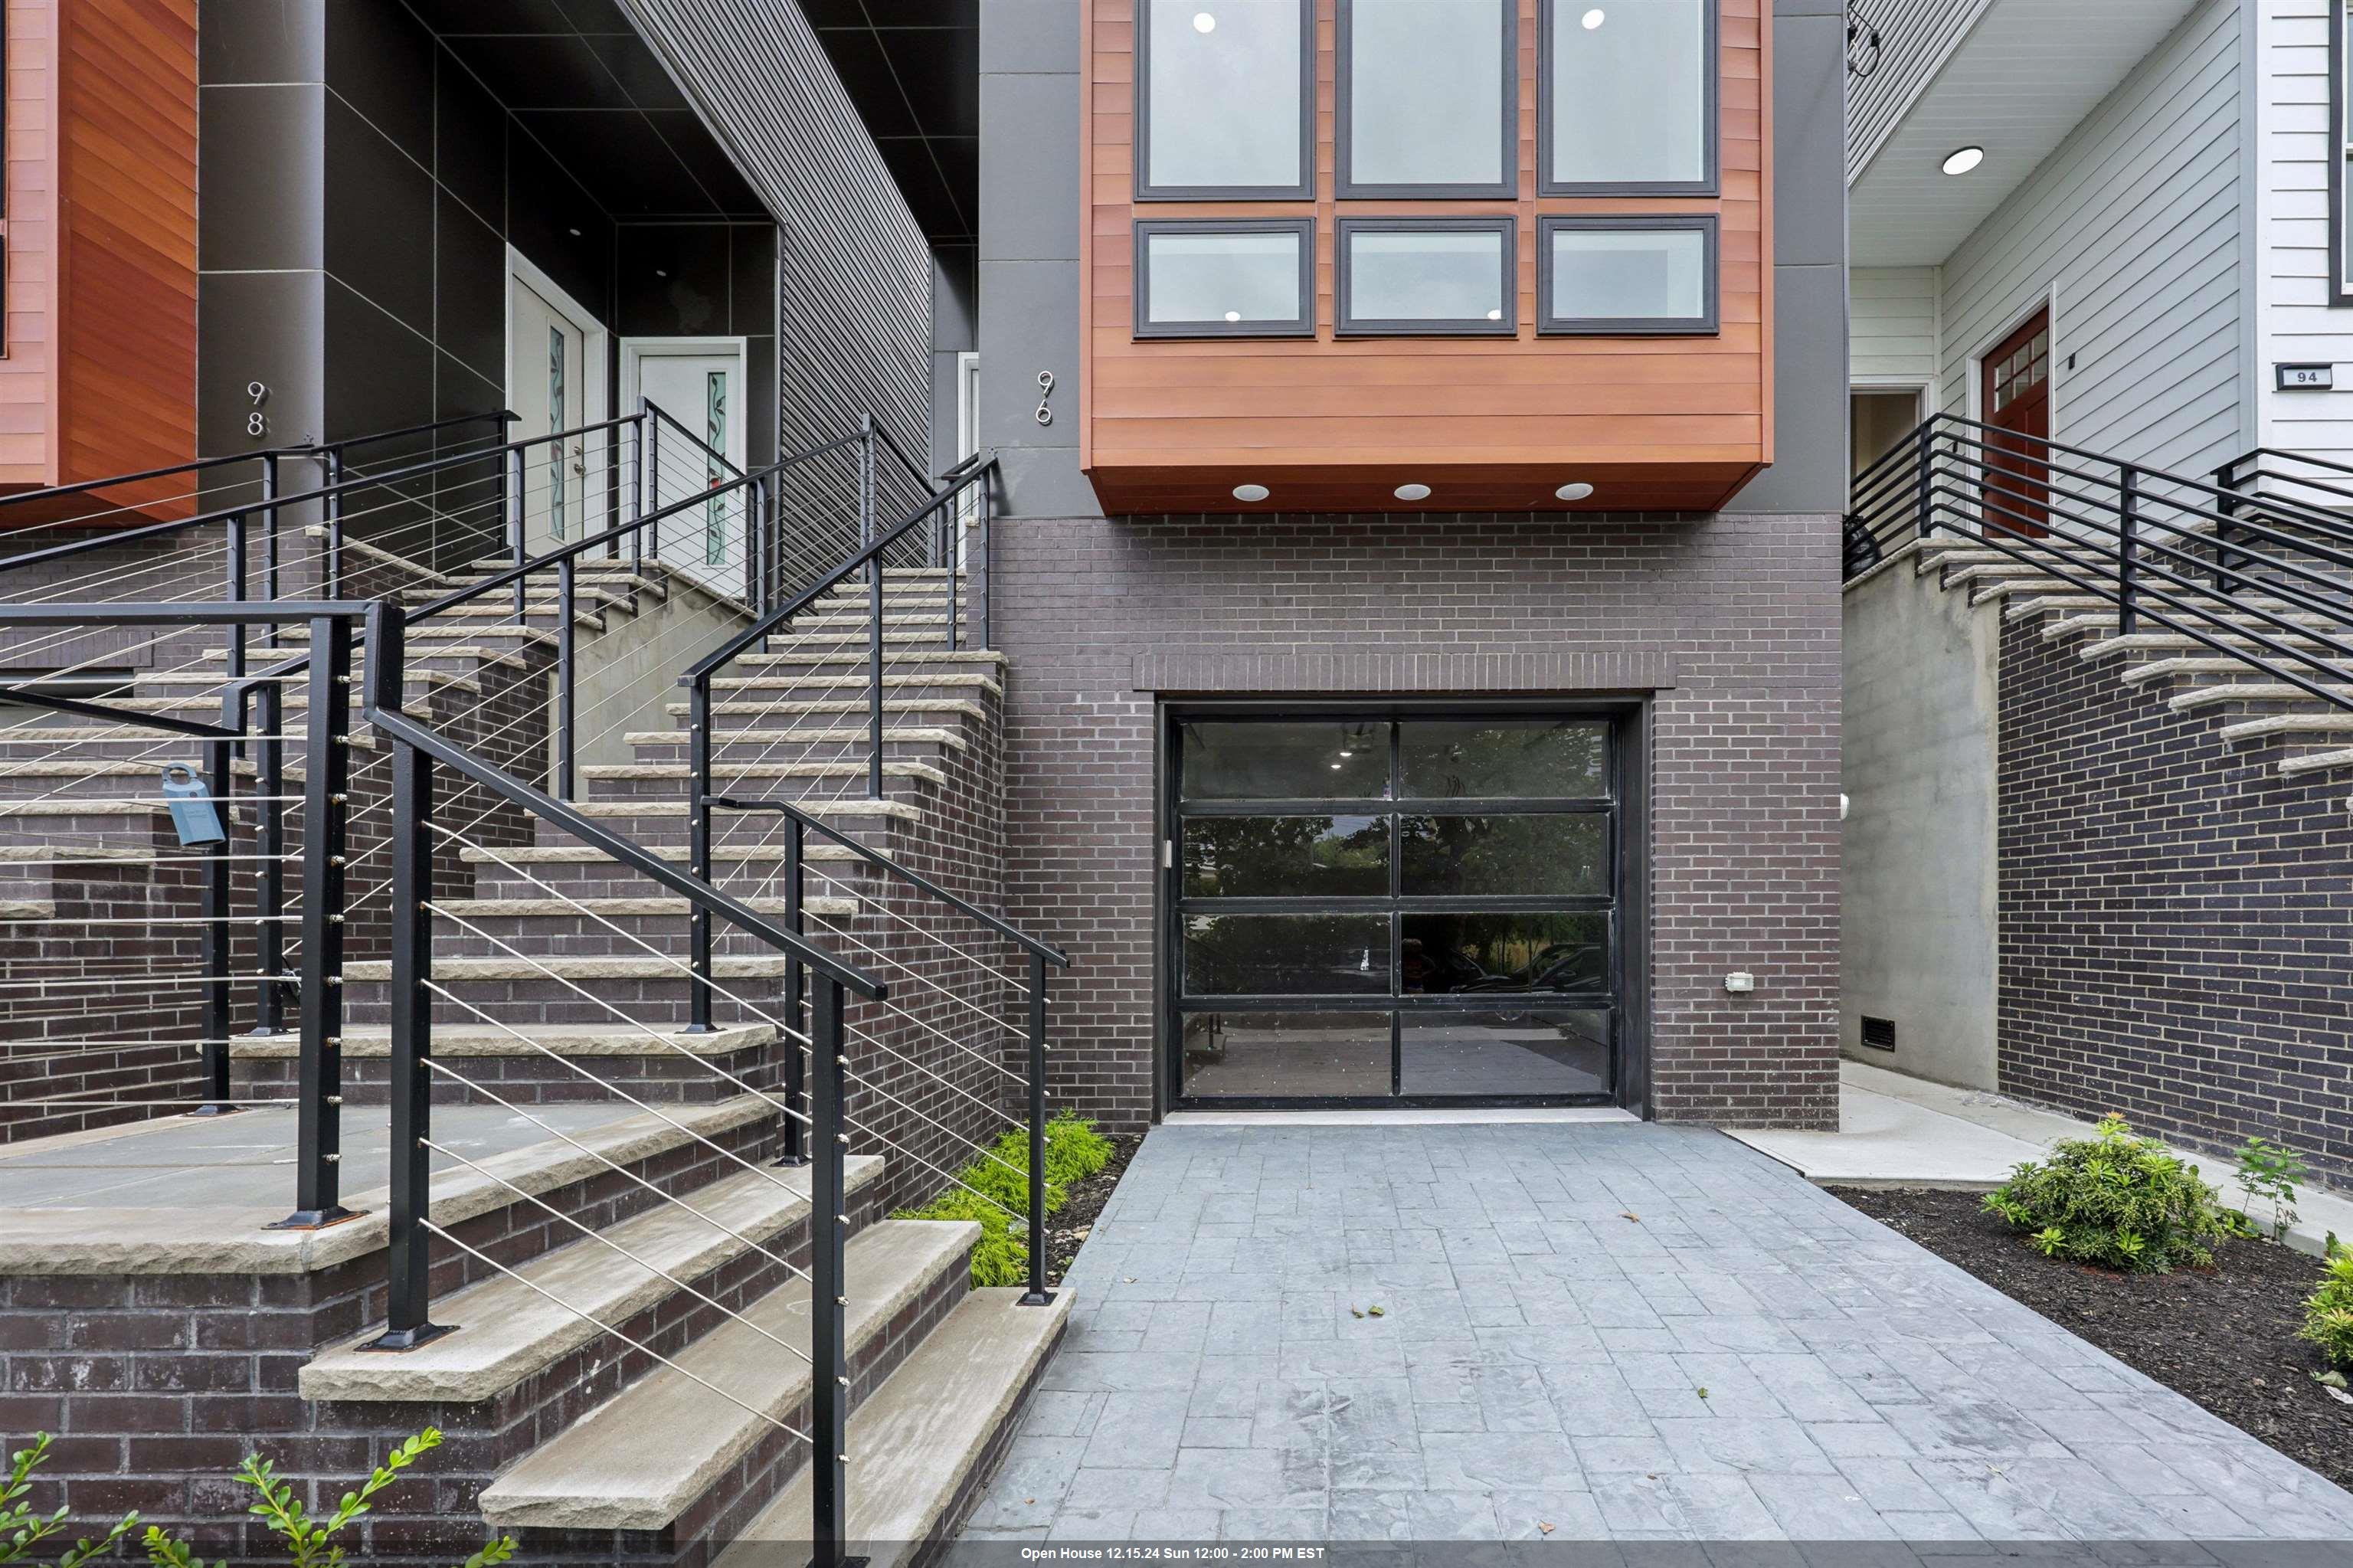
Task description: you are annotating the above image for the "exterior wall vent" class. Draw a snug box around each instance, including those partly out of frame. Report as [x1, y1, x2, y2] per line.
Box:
[1860, 1015, 1897, 1051]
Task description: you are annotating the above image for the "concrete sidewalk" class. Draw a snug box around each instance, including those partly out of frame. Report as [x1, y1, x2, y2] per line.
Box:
[1726, 1060, 2353, 1258]
[956, 1121, 2353, 1547]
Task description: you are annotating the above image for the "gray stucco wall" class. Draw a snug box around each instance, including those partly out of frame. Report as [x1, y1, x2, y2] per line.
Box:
[1840, 555, 2000, 1089]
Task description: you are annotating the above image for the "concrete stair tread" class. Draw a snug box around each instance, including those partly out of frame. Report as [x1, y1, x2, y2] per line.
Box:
[270, 623, 558, 648]
[433, 895, 859, 918]
[234, 1022, 780, 1060]
[299, 1157, 885, 1404]
[586, 761, 947, 787]
[0, 843, 157, 863]
[0, 899, 57, 919]
[345, 954, 817, 981]
[716, 1288, 1074, 1568]
[2168, 682, 2353, 711]
[2276, 745, 2353, 778]
[669, 700, 987, 720]
[478, 1219, 980, 1532]
[2119, 656, 2353, 686]
[568, 797, 921, 821]
[710, 673, 1001, 694]
[2219, 712, 2353, 743]
[460, 843, 872, 866]
[624, 727, 969, 752]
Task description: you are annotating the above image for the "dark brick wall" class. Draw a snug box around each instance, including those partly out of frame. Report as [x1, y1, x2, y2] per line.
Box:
[1996, 617, 2353, 1186]
[991, 510, 1844, 1131]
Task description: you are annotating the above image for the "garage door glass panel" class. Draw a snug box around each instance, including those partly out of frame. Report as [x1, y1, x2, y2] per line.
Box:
[1400, 1010, 1610, 1096]
[1401, 912, 1609, 994]
[1398, 813, 1607, 896]
[1182, 720, 1391, 799]
[1401, 719, 1608, 797]
[1184, 913, 1391, 994]
[1183, 1012, 1391, 1097]
[1183, 815, 1389, 897]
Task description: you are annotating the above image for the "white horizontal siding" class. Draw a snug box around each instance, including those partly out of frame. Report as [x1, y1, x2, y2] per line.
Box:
[2256, 0, 2353, 467]
[1938, 0, 2247, 478]
[1848, 0, 1995, 182]
[1852, 267, 1941, 383]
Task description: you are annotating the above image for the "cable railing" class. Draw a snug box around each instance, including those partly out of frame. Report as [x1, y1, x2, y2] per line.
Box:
[1844, 413, 2353, 713]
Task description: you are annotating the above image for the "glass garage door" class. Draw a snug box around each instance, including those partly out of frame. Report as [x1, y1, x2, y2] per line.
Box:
[1170, 714, 1620, 1106]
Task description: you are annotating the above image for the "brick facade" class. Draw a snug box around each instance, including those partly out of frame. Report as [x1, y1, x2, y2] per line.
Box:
[992, 509, 1844, 1131]
[1997, 615, 2353, 1186]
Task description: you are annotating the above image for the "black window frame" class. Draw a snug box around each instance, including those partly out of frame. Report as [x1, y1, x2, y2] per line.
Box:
[1335, 0, 1520, 200]
[1536, 0, 1720, 198]
[2334, 0, 2353, 305]
[1163, 705, 1641, 1112]
[1133, 0, 1317, 203]
[1133, 218, 1318, 340]
[1336, 216, 1520, 338]
[1538, 214, 1719, 336]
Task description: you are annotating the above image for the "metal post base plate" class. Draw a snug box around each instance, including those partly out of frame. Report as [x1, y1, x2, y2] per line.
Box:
[265, 1206, 363, 1232]
[1019, 1288, 1059, 1308]
[186, 1103, 245, 1118]
[358, 1322, 457, 1354]
[772, 1152, 813, 1168]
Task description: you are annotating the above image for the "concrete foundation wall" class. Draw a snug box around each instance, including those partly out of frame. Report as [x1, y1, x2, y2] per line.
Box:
[1840, 555, 2000, 1089]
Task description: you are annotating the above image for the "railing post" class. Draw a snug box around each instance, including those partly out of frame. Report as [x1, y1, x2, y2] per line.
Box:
[2118, 463, 2140, 637]
[365, 607, 450, 1350]
[226, 509, 249, 686]
[2213, 457, 2240, 597]
[974, 471, 993, 652]
[628, 406, 646, 578]
[862, 419, 884, 801]
[776, 813, 809, 1167]
[322, 447, 345, 600]
[506, 444, 529, 620]
[261, 453, 283, 604]
[809, 972, 853, 1568]
[556, 552, 577, 799]
[686, 678, 715, 1034]
[250, 680, 289, 1038]
[743, 476, 762, 610]
[195, 698, 237, 1118]
[943, 499, 960, 654]
[276, 613, 354, 1230]
[1913, 421, 1936, 541]
[647, 409, 663, 565]
[1022, 951, 1054, 1307]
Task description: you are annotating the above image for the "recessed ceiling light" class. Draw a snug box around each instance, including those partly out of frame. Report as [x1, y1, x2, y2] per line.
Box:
[1556, 482, 1595, 502]
[1941, 146, 1984, 176]
[1581, 7, 1605, 28]
[568, 227, 582, 237]
[1232, 483, 1270, 502]
[1193, 10, 1216, 31]
[655, 268, 669, 278]
[1393, 483, 1432, 502]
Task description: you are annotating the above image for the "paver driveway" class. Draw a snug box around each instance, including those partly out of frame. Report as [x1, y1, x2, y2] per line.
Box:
[957, 1122, 2353, 1547]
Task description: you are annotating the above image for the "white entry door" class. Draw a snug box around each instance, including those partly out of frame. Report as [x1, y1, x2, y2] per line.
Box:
[508, 259, 607, 557]
[627, 339, 748, 593]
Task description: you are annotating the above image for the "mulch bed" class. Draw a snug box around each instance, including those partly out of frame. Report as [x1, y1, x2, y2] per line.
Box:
[1042, 1132, 1141, 1288]
[1834, 1187, 2353, 1490]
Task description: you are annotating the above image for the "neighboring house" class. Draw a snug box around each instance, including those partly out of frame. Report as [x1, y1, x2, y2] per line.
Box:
[0, 0, 1851, 1560]
[1842, 0, 2353, 1183]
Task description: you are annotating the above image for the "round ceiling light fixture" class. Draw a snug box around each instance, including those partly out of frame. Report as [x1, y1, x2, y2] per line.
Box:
[1193, 10, 1216, 32]
[1581, 7, 1605, 28]
[1941, 146, 1985, 176]
[1232, 483, 1271, 502]
[1555, 482, 1595, 502]
[1393, 483, 1432, 502]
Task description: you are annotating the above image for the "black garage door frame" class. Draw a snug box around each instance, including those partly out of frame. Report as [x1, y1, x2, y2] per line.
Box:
[1157, 699, 1651, 1115]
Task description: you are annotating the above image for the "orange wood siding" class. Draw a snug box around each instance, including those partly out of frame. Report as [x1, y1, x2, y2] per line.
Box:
[1081, 0, 1772, 515]
[0, 0, 56, 488]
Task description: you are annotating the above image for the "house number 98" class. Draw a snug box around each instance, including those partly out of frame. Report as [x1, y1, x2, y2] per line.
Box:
[247, 381, 270, 439]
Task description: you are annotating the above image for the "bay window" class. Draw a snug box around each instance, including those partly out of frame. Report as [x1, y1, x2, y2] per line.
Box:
[1540, 0, 1716, 195]
[1136, 0, 1314, 200]
[1337, 0, 1517, 198]
[1135, 219, 1316, 338]
[1338, 218, 1517, 336]
[1539, 217, 1716, 335]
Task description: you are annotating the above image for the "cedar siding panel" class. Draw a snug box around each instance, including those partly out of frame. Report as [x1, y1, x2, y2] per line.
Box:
[1081, 0, 1771, 515]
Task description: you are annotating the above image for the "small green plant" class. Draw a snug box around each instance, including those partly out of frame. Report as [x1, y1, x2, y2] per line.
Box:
[6, 1429, 511, 1568]
[2301, 1237, 2353, 1374]
[1982, 1115, 2232, 1274]
[2232, 1137, 2308, 1244]
[896, 1112, 1114, 1286]
[2, 1435, 139, 1567]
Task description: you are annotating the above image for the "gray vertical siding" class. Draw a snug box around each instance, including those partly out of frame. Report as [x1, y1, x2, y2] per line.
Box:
[1847, 0, 1995, 182]
[1936, 0, 2243, 476]
[619, 0, 932, 465]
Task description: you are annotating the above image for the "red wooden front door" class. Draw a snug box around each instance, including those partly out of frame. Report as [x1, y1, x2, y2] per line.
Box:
[1981, 308, 2051, 536]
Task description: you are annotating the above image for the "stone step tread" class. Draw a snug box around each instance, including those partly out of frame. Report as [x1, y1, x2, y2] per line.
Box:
[716, 1288, 1074, 1568]
[299, 1157, 885, 1405]
[344, 954, 812, 982]
[568, 797, 921, 822]
[668, 700, 987, 721]
[2001, 590, 2317, 620]
[434, 894, 859, 919]
[2219, 712, 2353, 743]
[0, 899, 57, 919]
[0, 798, 169, 816]
[233, 1022, 779, 1061]
[623, 728, 968, 752]
[585, 761, 947, 787]
[711, 673, 1001, 694]
[478, 1219, 980, 1532]
[737, 650, 1001, 668]
[2048, 613, 2345, 643]
[135, 671, 483, 696]
[2119, 656, 2353, 686]
[270, 624, 559, 648]
[198, 645, 533, 671]
[2276, 745, 2353, 778]
[409, 604, 608, 629]
[0, 844, 157, 863]
[461, 843, 872, 866]
[401, 584, 635, 611]
[2080, 632, 2348, 660]
[2168, 683, 2353, 712]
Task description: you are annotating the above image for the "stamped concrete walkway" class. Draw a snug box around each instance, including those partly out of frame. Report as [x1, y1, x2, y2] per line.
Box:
[957, 1121, 2353, 1548]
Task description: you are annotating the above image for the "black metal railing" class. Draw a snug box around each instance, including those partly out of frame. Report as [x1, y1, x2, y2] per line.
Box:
[1845, 414, 2353, 712]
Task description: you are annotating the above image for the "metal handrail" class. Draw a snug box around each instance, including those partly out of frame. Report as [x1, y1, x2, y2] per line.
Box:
[646, 398, 745, 481]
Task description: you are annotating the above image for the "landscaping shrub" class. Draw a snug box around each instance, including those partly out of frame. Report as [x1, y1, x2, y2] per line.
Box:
[1982, 1114, 2232, 1274]
[2302, 1239, 2353, 1373]
[896, 1111, 1114, 1287]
